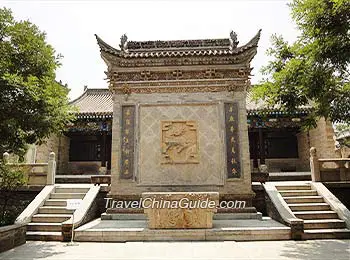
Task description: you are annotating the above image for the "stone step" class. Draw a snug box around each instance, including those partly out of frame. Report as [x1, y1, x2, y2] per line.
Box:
[303, 229, 350, 239]
[284, 196, 324, 204]
[294, 211, 338, 220]
[74, 226, 292, 242]
[279, 190, 318, 197]
[55, 187, 90, 194]
[268, 172, 311, 181]
[213, 213, 262, 220]
[44, 199, 67, 207]
[26, 231, 63, 241]
[27, 223, 62, 232]
[31, 214, 71, 223]
[304, 219, 347, 230]
[50, 193, 85, 199]
[288, 203, 331, 212]
[275, 185, 311, 191]
[101, 213, 147, 220]
[38, 206, 74, 214]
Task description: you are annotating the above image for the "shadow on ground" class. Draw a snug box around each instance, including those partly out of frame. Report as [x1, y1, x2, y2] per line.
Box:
[281, 239, 350, 260]
[0, 241, 65, 260]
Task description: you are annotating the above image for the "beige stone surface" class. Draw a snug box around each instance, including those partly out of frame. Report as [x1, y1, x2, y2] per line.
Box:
[306, 119, 339, 159]
[142, 192, 219, 229]
[110, 91, 253, 197]
[295, 118, 339, 171]
[34, 134, 70, 174]
[139, 104, 224, 186]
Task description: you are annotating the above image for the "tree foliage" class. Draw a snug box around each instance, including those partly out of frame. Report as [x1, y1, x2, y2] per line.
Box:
[0, 8, 74, 157]
[253, 0, 350, 128]
[0, 162, 26, 226]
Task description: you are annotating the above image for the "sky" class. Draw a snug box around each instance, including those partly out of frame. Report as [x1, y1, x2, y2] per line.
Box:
[1, 0, 299, 100]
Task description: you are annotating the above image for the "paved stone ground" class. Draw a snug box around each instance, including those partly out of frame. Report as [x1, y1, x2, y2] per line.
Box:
[0, 240, 349, 260]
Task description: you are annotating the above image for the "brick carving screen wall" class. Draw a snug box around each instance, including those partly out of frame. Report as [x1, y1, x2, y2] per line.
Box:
[138, 104, 225, 186]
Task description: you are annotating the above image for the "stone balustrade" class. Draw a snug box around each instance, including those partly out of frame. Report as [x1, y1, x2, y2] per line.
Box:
[310, 147, 350, 182]
[2, 151, 56, 185]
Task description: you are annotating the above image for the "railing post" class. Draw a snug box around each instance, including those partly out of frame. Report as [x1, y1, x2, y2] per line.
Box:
[310, 147, 321, 182]
[3, 152, 9, 164]
[47, 152, 56, 185]
[339, 162, 347, 181]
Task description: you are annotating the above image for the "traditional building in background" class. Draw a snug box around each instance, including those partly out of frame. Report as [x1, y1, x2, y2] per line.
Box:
[32, 32, 340, 178]
[32, 88, 339, 176]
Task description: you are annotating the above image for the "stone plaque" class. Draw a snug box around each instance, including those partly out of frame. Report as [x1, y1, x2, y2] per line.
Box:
[120, 105, 135, 179]
[224, 103, 241, 178]
[161, 121, 199, 164]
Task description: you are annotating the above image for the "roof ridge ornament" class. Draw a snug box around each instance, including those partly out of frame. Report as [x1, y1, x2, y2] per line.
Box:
[229, 31, 239, 50]
[119, 33, 128, 52]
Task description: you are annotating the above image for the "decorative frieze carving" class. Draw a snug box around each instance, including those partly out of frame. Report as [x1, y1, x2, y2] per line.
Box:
[120, 105, 135, 179]
[224, 103, 241, 178]
[109, 69, 250, 82]
[161, 121, 199, 164]
[111, 79, 247, 94]
[66, 120, 112, 133]
[115, 85, 245, 94]
[247, 116, 304, 129]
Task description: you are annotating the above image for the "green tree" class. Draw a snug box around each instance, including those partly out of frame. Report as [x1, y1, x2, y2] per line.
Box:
[335, 123, 350, 148]
[0, 8, 74, 157]
[0, 162, 26, 226]
[253, 0, 350, 128]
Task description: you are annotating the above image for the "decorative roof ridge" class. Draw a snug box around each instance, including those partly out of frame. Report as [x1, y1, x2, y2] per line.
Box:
[95, 30, 262, 57]
[247, 107, 312, 112]
[126, 38, 231, 51]
[127, 45, 230, 52]
[84, 88, 110, 94]
[78, 111, 113, 115]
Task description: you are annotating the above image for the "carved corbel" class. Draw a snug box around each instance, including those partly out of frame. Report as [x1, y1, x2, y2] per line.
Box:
[122, 85, 132, 101]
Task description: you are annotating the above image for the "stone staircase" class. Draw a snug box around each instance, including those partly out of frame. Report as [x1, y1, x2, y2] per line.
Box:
[26, 186, 90, 241]
[275, 183, 350, 239]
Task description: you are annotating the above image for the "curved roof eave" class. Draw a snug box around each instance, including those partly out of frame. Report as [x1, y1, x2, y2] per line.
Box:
[95, 30, 262, 58]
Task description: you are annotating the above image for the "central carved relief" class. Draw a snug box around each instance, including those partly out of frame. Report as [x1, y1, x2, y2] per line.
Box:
[161, 121, 199, 164]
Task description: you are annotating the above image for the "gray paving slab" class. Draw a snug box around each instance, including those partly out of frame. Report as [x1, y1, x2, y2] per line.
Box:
[0, 240, 349, 260]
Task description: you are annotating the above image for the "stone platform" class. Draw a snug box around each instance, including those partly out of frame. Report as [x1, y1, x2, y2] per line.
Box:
[74, 216, 291, 242]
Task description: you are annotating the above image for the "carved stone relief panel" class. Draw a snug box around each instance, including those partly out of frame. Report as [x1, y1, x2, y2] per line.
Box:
[161, 121, 199, 164]
[138, 103, 224, 186]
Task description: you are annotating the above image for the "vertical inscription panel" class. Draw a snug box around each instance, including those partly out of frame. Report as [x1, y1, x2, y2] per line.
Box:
[120, 105, 135, 179]
[224, 102, 241, 178]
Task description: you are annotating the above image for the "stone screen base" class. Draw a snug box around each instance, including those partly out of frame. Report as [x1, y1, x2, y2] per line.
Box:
[142, 192, 219, 229]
